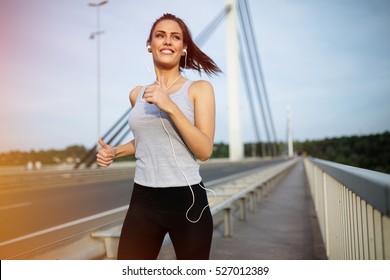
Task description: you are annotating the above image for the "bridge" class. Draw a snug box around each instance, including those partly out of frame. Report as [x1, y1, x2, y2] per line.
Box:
[1, 157, 389, 260]
[1, 0, 389, 262]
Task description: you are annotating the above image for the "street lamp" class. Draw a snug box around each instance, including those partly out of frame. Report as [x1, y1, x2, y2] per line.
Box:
[89, 0, 108, 141]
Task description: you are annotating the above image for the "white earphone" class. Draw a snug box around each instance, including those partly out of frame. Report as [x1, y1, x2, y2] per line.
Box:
[158, 110, 215, 224]
[145, 48, 213, 223]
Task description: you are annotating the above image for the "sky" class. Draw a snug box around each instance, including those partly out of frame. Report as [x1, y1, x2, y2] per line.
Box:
[1, 0, 389, 152]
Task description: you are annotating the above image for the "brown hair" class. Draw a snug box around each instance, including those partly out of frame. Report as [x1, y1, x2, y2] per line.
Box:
[147, 13, 221, 76]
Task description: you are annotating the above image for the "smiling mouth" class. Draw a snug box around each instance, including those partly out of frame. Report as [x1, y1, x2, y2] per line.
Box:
[161, 49, 174, 54]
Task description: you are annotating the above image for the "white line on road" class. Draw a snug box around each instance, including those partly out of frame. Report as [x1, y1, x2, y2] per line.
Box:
[0, 205, 129, 246]
[0, 167, 267, 247]
[0, 202, 32, 211]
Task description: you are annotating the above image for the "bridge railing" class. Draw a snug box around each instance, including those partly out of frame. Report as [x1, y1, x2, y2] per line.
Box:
[304, 157, 390, 260]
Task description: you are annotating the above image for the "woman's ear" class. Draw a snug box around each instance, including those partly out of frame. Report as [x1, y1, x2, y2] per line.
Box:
[147, 41, 152, 53]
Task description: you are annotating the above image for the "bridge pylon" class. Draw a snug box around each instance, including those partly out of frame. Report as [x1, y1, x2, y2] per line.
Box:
[226, 0, 243, 161]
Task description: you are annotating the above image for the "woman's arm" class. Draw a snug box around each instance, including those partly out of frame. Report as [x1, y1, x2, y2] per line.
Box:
[169, 80, 215, 161]
[96, 86, 141, 167]
[144, 80, 215, 161]
[96, 138, 136, 167]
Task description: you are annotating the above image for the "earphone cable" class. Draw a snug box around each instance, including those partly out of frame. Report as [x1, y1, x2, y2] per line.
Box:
[158, 110, 216, 223]
[145, 68, 215, 223]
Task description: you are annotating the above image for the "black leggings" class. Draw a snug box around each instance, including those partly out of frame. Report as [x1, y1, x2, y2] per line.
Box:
[117, 182, 213, 260]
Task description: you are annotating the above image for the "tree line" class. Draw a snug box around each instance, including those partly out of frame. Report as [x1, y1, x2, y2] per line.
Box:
[1, 131, 388, 173]
[0, 145, 87, 166]
[294, 131, 390, 174]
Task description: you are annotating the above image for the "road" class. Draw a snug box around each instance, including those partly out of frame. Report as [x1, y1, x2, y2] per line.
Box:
[0, 158, 285, 259]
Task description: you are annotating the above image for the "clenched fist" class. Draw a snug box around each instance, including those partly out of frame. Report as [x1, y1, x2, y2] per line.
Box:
[96, 138, 116, 167]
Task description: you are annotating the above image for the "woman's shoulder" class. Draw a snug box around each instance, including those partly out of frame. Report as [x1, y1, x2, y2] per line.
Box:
[188, 79, 214, 95]
[129, 85, 144, 106]
[187, 80, 215, 105]
[189, 79, 212, 88]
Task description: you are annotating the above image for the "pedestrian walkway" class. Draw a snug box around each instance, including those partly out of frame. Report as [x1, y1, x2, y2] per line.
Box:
[158, 160, 326, 260]
[210, 160, 326, 259]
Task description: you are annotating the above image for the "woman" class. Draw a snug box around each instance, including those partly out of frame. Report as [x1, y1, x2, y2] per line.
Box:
[96, 13, 221, 260]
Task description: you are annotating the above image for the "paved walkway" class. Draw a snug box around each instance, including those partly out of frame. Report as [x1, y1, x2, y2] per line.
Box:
[159, 160, 326, 260]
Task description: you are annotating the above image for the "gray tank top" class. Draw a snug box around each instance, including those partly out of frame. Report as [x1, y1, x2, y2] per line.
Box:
[128, 80, 202, 187]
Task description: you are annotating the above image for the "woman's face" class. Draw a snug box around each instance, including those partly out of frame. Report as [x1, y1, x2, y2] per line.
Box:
[149, 19, 186, 69]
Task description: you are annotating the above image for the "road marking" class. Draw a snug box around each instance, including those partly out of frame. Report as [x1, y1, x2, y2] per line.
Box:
[0, 166, 268, 247]
[0, 205, 129, 246]
[0, 202, 32, 211]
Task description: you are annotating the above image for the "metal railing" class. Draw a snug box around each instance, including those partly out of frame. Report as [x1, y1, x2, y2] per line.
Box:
[304, 157, 390, 260]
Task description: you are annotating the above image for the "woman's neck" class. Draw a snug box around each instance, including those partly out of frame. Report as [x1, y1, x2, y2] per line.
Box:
[154, 68, 182, 88]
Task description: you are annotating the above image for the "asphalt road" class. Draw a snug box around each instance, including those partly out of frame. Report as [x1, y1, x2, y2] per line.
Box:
[0, 158, 285, 259]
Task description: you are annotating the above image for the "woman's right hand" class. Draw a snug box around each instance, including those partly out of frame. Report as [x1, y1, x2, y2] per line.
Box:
[96, 138, 116, 168]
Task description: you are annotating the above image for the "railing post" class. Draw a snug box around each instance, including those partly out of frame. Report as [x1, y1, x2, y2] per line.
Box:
[249, 191, 256, 212]
[323, 171, 330, 258]
[224, 206, 233, 237]
[256, 186, 263, 202]
[373, 209, 384, 259]
[383, 215, 390, 260]
[366, 204, 375, 259]
[352, 193, 359, 259]
[346, 189, 353, 259]
[356, 196, 364, 259]
[239, 197, 247, 221]
[361, 199, 369, 259]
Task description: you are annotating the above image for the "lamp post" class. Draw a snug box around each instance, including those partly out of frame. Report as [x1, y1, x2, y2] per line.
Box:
[287, 105, 293, 158]
[89, 0, 108, 141]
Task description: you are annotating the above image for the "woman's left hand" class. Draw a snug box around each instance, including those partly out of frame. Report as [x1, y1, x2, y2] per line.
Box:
[143, 76, 174, 113]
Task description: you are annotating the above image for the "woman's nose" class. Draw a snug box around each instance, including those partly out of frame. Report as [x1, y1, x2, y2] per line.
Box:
[164, 37, 172, 45]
